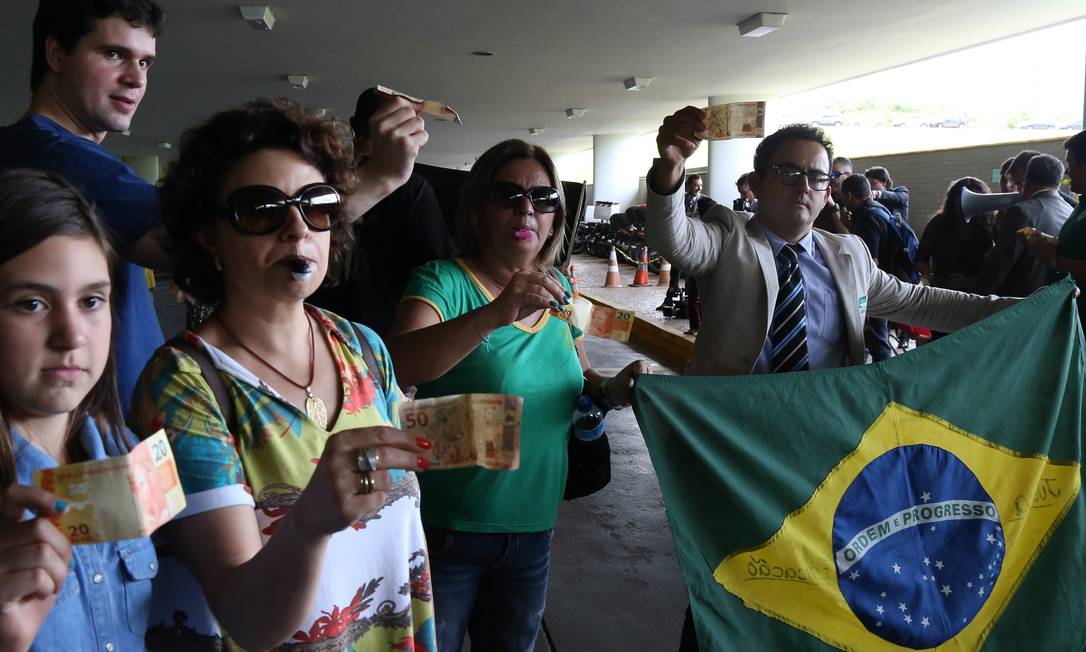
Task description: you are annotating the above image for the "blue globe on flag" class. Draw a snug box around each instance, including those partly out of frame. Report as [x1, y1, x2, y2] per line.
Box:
[832, 444, 1005, 648]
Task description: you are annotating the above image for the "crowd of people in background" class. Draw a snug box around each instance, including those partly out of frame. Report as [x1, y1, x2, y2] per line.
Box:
[0, 1, 1083, 651]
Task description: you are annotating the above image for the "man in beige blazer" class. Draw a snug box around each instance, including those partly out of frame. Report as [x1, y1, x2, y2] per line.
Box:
[649, 107, 1022, 652]
[646, 107, 1019, 377]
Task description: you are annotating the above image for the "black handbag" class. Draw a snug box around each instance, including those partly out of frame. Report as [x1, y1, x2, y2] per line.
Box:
[563, 430, 611, 500]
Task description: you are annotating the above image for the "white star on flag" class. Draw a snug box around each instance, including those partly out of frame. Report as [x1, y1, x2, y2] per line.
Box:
[880, 592, 887, 598]
[979, 573, 985, 580]
[987, 533, 996, 544]
[930, 525, 936, 531]
[979, 586, 986, 596]
[967, 581, 973, 588]
[892, 562, 901, 574]
[921, 617, 930, 628]
[923, 557, 930, 566]
[941, 585, 953, 597]
[904, 614, 913, 624]
[899, 602, 908, 612]
[921, 575, 928, 581]
[935, 560, 944, 569]
[849, 570, 859, 581]
[920, 491, 931, 502]
[876, 605, 884, 615]
[876, 621, 882, 627]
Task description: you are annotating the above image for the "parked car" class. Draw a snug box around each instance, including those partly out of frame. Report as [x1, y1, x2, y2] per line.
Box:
[1060, 120, 1083, 131]
[1019, 121, 1057, 130]
[891, 116, 931, 128]
[929, 115, 967, 128]
[810, 114, 843, 127]
[847, 115, 886, 128]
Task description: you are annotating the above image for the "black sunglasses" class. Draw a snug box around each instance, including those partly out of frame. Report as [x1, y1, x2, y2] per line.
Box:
[220, 183, 341, 235]
[488, 181, 561, 213]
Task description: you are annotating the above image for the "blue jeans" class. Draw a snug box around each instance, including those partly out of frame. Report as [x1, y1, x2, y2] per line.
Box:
[864, 317, 893, 362]
[425, 526, 554, 652]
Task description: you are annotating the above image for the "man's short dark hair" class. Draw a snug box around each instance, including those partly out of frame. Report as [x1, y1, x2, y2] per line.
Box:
[841, 174, 871, 200]
[350, 87, 384, 141]
[999, 156, 1014, 176]
[736, 172, 750, 188]
[864, 166, 893, 187]
[753, 124, 834, 174]
[832, 156, 852, 171]
[32, 0, 165, 91]
[1008, 150, 1041, 182]
[1065, 130, 1086, 165]
[1025, 153, 1064, 187]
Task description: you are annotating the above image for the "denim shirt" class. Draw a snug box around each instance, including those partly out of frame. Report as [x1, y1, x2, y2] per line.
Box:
[14, 416, 158, 652]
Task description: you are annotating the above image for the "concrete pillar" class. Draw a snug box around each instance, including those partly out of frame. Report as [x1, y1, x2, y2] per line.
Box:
[706, 95, 771, 208]
[122, 155, 161, 184]
[592, 133, 641, 216]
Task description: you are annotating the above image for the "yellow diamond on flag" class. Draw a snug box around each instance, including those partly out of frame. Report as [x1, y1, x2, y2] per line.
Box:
[714, 402, 1080, 651]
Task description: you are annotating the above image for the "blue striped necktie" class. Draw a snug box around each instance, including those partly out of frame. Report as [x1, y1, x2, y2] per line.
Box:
[771, 244, 810, 373]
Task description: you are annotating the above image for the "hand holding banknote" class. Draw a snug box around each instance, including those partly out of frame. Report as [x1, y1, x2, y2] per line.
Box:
[0, 485, 72, 651]
[290, 427, 431, 537]
[399, 394, 523, 470]
[653, 107, 708, 194]
[479, 269, 567, 329]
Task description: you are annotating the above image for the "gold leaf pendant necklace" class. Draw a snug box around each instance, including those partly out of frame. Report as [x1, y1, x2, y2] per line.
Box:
[220, 313, 328, 428]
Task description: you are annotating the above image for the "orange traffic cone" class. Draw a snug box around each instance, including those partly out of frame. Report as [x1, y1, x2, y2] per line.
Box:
[569, 263, 579, 297]
[603, 247, 622, 288]
[657, 258, 671, 287]
[630, 246, 650, 287]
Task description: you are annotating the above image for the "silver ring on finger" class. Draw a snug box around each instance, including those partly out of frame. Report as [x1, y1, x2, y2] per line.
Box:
[358, 472, 375, 495]
[357, 447, 380, 473]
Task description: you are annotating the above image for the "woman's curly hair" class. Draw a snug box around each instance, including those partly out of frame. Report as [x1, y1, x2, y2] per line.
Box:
[159, 98, 357, 303]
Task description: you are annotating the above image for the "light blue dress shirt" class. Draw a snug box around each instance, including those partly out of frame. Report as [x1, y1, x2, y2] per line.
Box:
[14, 416, 158, 652]
[754, 224, 849, 373]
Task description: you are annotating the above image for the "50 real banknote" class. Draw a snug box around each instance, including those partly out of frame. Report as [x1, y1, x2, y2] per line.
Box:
[399, 394, 523, 470]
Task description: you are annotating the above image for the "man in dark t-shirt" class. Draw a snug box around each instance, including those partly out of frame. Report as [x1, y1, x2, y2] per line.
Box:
[842, 174, 895, 362]
[310, 88, 457, 336]
[0, 1, 169, 415]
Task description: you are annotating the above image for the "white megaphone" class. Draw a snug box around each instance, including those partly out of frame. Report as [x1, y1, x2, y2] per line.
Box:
[960, 188, 1020, 221]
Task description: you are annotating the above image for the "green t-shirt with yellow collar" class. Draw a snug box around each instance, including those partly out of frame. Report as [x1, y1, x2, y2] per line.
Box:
[402, 258, 584, 532]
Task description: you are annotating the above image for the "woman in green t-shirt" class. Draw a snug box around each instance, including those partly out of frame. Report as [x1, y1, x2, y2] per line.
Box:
[388, 139, 648, 652]
[1022, 131, 1086, 301]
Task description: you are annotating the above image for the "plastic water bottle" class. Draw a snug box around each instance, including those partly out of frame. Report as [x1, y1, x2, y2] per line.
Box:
[572, 394, 606, 441]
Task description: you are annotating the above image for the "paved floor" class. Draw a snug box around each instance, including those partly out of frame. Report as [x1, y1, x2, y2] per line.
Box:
[570, 253, 697, 340]
[541, 335, 688, 652]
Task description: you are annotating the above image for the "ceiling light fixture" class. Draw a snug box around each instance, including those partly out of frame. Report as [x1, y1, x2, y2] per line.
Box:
[737, 12, 787, 37]
[239, 5, 277, 31]
[286, 74, 309, 90]
[471, 50, 495, 56]
[623, 76, 653, 91]
[566, 108, 587, 119]
[157, 142, 172, 150]
[528, 128, 544, 136]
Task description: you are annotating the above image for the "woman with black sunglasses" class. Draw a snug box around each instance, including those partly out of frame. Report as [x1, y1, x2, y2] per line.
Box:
[127, 99, 436, 651]
[387, 139, 647, 651]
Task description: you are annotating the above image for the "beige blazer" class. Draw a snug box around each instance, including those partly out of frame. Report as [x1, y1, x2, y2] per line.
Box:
[645, 179, 1019, 376]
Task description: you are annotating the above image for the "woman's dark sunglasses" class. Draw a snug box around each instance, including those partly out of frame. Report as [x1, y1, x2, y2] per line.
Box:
[488, 181, 561, 213]
[220, 183, 341, 235]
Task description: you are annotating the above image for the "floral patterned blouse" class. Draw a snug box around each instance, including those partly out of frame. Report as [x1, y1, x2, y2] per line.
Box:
[129, 306, 435, 651]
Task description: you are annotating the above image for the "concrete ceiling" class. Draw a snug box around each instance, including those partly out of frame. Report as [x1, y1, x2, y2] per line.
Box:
[1, 1, 1083, 169]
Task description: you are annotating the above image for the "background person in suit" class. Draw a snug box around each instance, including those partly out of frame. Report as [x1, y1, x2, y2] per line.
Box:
[646, 107, 1020, 649]
[645, 107, 1019, 378]
[975, 153, 1072, 296]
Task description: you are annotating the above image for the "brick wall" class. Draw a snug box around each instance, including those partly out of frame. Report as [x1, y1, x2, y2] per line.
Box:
[849, 137, 1068, 233]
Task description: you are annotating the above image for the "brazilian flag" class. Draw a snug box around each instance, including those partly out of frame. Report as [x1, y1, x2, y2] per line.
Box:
[633, 279, 1084, 651]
